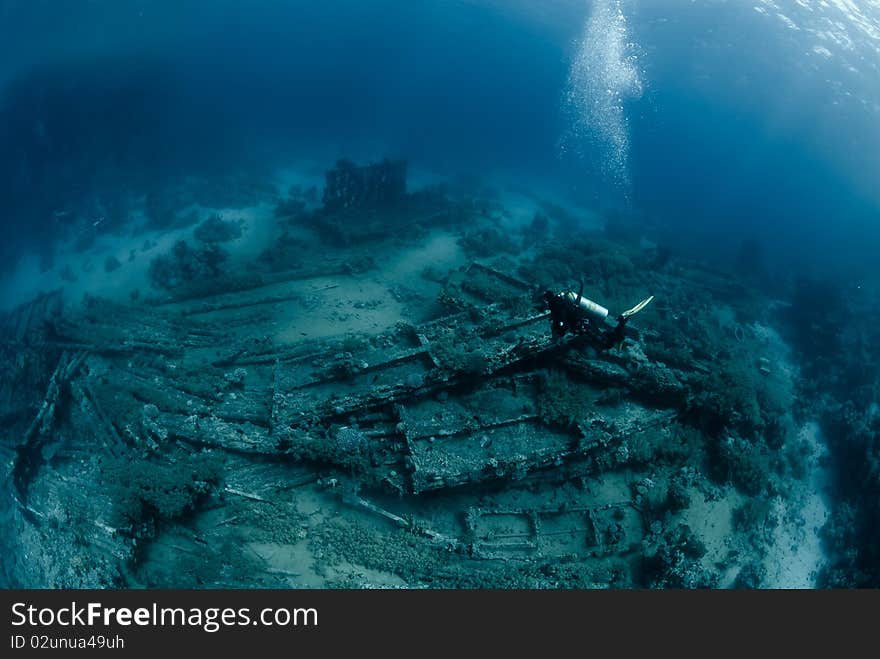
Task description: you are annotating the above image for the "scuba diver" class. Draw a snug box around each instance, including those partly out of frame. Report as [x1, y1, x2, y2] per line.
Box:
[543, 282, 654, 350]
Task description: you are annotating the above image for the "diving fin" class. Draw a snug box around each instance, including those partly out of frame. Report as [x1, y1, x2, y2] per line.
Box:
[620, 295, 654, 320]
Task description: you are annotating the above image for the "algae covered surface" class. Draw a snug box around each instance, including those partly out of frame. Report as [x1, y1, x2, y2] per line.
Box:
[1, 156, 871, 589]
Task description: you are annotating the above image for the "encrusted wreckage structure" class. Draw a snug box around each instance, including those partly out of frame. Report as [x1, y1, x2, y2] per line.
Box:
[1, 162, 800, 588]
[322, 158, 407, 211]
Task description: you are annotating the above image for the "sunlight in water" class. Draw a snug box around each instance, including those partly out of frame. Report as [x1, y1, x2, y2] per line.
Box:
[561, 0, 643, 191]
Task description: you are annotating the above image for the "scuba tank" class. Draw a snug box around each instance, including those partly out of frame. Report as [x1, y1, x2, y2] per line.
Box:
[562, 291, 609, 323]
[545, 279, 654, 346]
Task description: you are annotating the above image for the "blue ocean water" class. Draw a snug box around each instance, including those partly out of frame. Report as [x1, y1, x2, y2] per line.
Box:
[1, 0, 879, 588]
[2, 0, 878, 278]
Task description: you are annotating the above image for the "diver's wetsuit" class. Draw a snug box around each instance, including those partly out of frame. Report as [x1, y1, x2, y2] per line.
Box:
[544, 290, 581, 338]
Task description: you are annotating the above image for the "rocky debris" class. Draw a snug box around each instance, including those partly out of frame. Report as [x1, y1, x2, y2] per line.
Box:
[334, 426, 368, 453]
[148, 240, 229, 291]
[139, 404, 168, 447]
[224, 367, 248, 389]
[193, 214, 244, 243]
[642, 522, 718, 588]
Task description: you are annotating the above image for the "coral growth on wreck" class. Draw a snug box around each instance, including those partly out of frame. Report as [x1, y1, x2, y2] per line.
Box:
[193, 214, 244, 243]
[148, 240, 229, 290]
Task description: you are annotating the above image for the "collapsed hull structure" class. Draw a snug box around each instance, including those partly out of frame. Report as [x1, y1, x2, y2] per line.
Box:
[0, 161, 803, 588]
